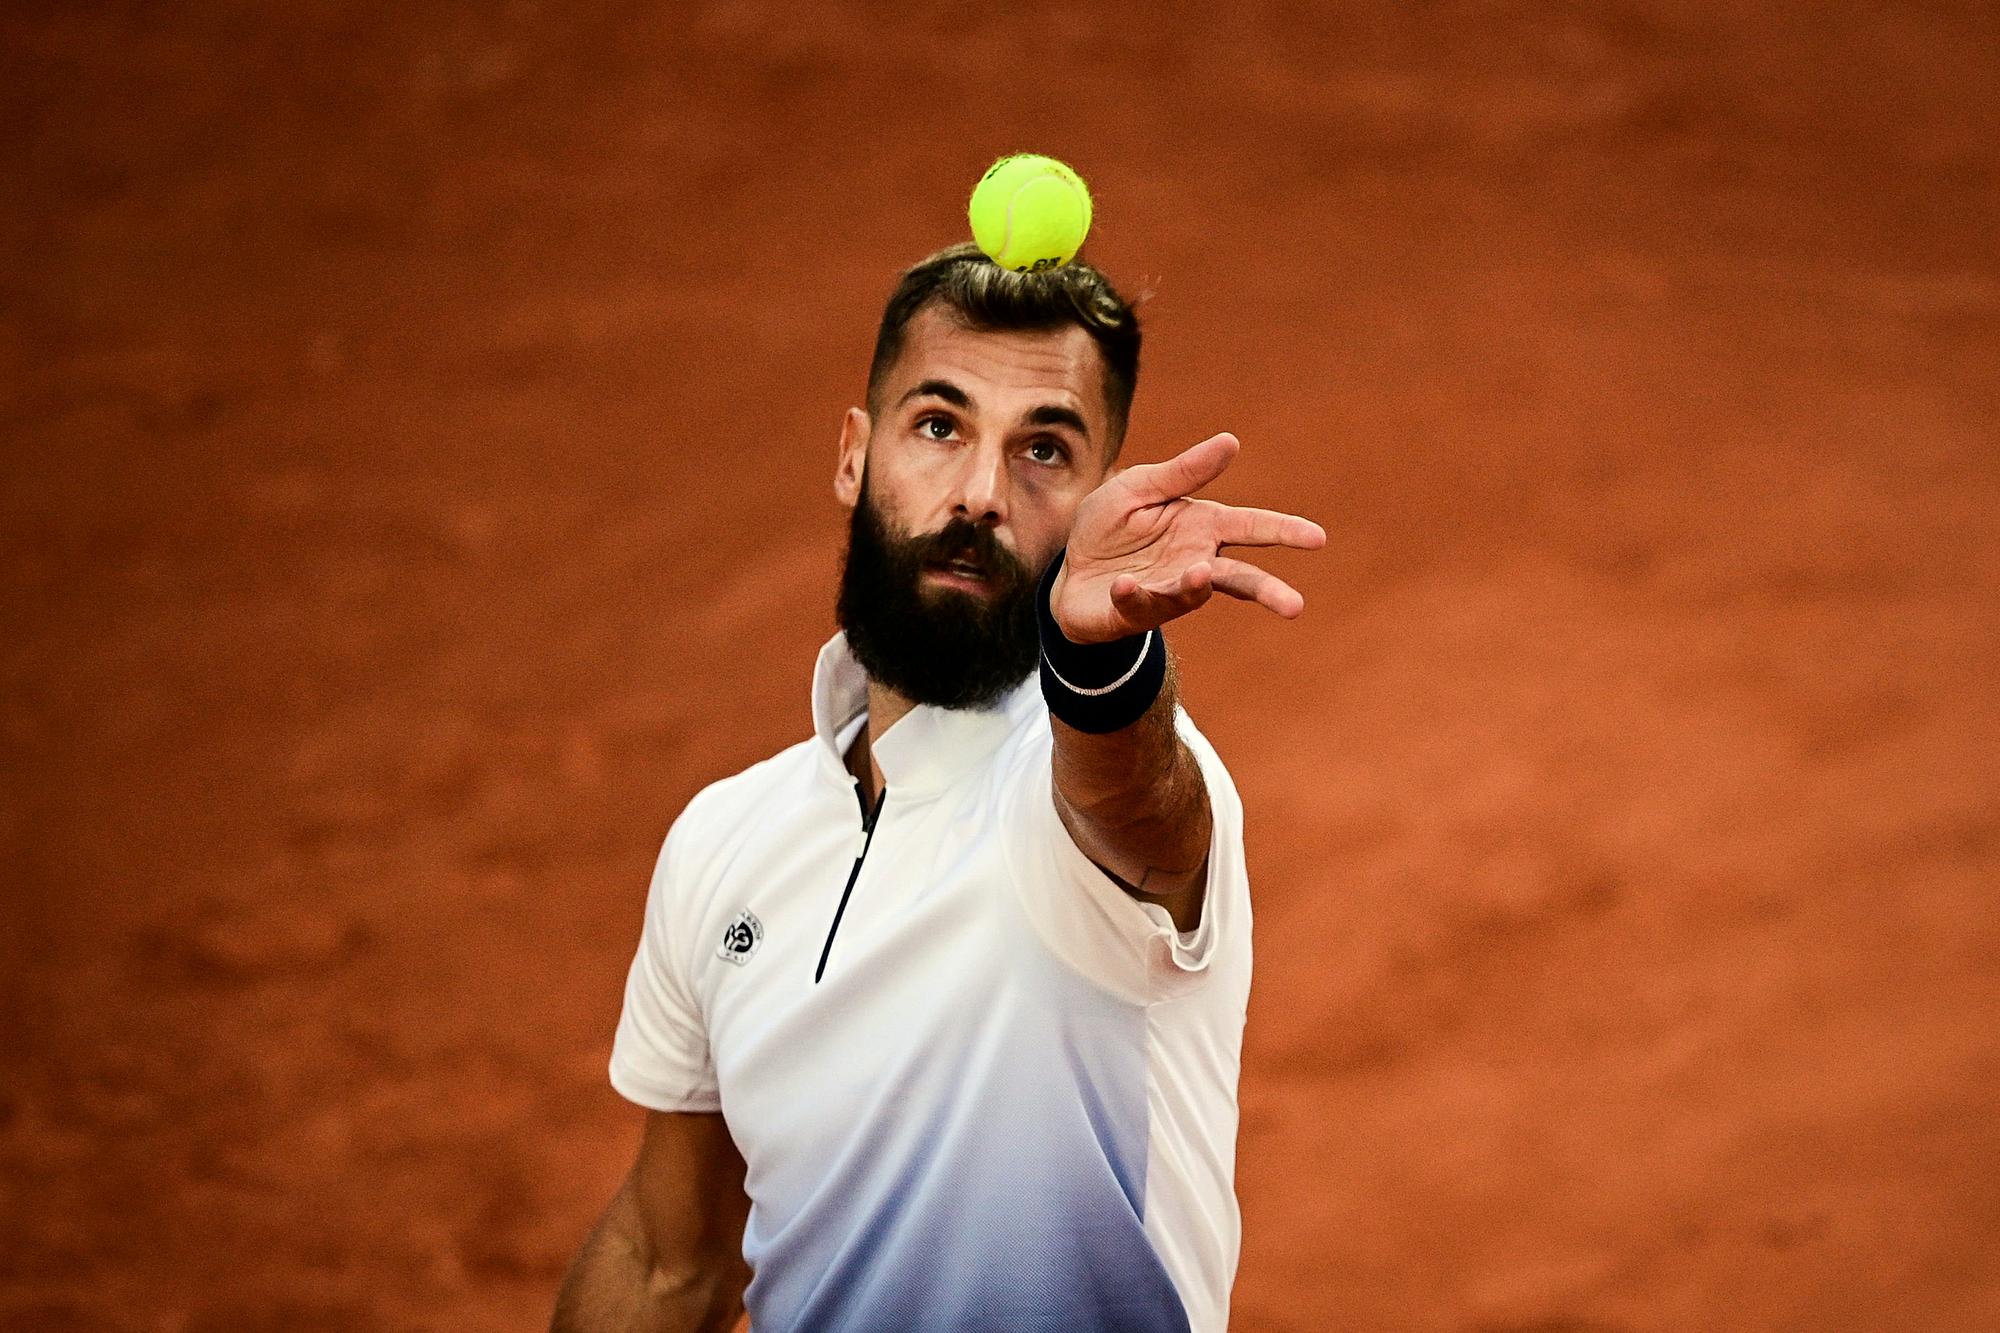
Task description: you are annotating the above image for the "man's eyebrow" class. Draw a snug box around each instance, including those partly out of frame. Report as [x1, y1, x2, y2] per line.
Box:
[1026, 404, 1091, 438]
[897, 379, 973, 411]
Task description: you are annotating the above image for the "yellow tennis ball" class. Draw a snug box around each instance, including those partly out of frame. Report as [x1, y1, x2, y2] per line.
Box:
[968, 154, 1094, 272]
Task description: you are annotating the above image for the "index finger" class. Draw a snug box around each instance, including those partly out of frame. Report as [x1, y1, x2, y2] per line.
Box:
[1124, 432, 1240, 504]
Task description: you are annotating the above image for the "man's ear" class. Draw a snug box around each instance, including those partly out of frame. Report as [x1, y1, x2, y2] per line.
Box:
[833, 406, 869, 508]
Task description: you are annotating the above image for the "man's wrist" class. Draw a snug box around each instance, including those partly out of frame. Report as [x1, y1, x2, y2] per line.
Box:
[1037, 550, 1168, 734]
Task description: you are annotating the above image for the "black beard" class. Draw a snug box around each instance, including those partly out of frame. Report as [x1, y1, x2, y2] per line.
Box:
[835, 485, 1043, 710]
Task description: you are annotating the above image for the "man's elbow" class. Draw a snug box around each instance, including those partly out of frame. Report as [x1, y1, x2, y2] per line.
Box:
[641, 1249, 747, 1311]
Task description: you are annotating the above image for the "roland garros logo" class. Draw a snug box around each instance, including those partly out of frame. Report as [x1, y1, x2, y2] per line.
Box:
[717, 909, 764, 965]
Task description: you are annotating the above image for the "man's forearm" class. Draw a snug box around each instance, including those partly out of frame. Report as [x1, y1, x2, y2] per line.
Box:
[1050, 660, 1213, 925]
[551, 1179, 745, 1333]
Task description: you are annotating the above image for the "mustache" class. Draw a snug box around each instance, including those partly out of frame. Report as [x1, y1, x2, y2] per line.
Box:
[909, 517, 1031, 587]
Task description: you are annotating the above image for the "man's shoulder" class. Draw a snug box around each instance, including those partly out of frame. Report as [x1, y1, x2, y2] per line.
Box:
[673, 734, 824, 842]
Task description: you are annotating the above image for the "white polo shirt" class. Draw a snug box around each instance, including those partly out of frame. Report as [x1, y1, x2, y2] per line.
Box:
[610, 632, 1252, 1333]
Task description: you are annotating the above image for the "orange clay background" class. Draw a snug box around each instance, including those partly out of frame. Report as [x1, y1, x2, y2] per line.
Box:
[3, 3, 1997, 1330]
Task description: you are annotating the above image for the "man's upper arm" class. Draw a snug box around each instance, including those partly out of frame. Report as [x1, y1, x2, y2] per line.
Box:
[555, 1111, 749, 1333]
[564, 793, 746, 1331]
[631, 1110, 752, 1287]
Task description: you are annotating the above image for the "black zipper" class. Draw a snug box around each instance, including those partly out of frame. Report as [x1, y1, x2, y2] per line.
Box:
[814, 780, 886, 983]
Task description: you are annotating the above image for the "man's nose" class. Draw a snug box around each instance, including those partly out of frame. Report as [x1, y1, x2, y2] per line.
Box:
[949, 442, 1009, 525]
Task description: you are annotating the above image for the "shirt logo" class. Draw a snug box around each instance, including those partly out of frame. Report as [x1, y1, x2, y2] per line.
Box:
[717, 909, 764, 965]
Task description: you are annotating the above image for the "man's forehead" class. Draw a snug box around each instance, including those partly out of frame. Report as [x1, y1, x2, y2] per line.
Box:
[886, 307, 1107, 419]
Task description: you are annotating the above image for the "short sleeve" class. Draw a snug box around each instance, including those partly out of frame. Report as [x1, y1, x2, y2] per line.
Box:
[608, 810, 722, 1113]
[1002, 707, 1249, 1006]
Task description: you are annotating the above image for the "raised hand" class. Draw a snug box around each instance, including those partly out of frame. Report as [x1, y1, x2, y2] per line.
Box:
[1050, 433, 1327, 645]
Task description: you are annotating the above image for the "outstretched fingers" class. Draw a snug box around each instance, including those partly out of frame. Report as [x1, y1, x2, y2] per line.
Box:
[1125, 433, 1240, 504]
[1209, 555, 1306, 618]
[1214, 504, 1327, 552]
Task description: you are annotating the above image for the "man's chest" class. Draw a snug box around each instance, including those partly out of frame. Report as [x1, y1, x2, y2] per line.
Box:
[677, 784, 1155, 1232]
[690, 799, 1039, 1103]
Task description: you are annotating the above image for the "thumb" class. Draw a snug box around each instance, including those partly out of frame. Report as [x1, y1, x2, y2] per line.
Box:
[1124, 434, 1239, 505]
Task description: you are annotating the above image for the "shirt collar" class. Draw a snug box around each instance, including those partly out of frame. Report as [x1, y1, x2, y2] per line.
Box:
[810, 632, 1042, 799]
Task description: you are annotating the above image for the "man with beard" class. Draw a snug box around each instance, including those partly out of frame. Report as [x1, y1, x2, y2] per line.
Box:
[554, 244, 1324, 1333]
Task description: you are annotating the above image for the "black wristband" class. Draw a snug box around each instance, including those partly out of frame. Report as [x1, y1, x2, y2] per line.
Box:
[1037, 550, 1168, 734]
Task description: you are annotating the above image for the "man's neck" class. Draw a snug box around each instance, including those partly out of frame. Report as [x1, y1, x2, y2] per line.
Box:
[843, 679, 916, 807]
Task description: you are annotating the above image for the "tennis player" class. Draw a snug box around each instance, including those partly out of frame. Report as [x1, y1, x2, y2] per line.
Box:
[553, 242, 1324, 1332]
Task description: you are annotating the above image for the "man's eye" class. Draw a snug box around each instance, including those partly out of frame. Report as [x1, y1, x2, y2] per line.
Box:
[919, 416, 956, 441]
[1027, 438, 1067, 464]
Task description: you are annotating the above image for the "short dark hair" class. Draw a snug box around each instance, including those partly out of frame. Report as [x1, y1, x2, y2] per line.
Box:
[865, 242, 1142, 455]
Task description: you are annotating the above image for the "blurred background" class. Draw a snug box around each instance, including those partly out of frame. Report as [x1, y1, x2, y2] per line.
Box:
[4, 2, 1996, 1329]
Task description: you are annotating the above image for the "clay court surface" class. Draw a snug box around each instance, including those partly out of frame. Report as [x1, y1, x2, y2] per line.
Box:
[4, 3, 1997, 1329]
